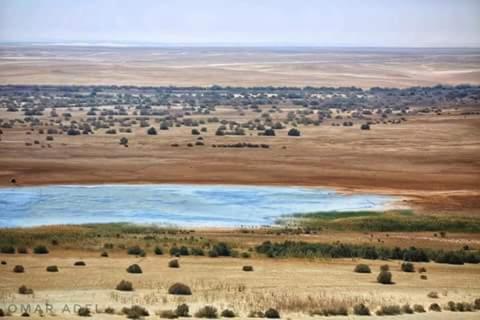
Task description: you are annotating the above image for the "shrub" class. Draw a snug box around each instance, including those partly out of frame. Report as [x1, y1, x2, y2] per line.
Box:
[354, 264, 371, 273]
[221, 309, 236, 317]
[18, 285, 33, 295]
[1, 260, 6, 265]
[126, 264, 143, 274]
[353, 303, 370, 316]
[361, 123, 370, 130]
[429, 303, 441, 312]
[33, 245, 49, 254]
[116, 280, 133, 291]
[243, 265, 254, 272]
[122, 305, 149, 319]
[120, 137, 128, 146]
[159, 310, 178, 319]
[154, 246, 164, 255]
[241, 252, 251, 258]
[210, 242, 231, 257]
[474, 298, 480, 309]
[168, 283, 192, 295]
[0, 309, 4, 317]
[401, 262, 415, 272]
[147, 127, 157, 135]
[1, 246, 15, 254]
[179, 246, 190, 256]
[74, 261, 86, 266]
[195, 306, 218, 318]
[78, 307, 91, 317]
[418, 266, 427, 273]
[427, 291, 439, 299]
[17, 247, 28, 254]
[46, 265, 59, 272]
[175, 304, 190, 317]
[13, 265, 25, 273]
[101, 251, 109, 257]
[376, 305, 401, 316]
[377, 270, 393, 284]
[447, 301, 456, 311]
[169, 259, 180, 268]
[127, 246, 145, 256]
[287, 128, 301, 136]
[401, 304, 414, 314]
[413, 304, 425, 313]
[104, 307, 115, 314]
[191, 247, 205, 256]
[264, 308, 280, 318]
[191, 129, 200, 135]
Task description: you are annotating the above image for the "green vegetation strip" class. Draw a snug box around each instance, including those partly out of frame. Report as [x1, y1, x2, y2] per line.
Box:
[278, 210, 480, 232]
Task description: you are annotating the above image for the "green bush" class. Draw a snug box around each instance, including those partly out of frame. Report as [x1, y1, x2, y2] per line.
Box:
[264, 308, 280, 318]
[168, 283, 192, 295]
[154, 246, 164, 255]
[126, 264, 143, 274]
[377, 270, 393, 284]
[13, 265, 25, 273]
[353, 303, 370, 315]
[18, 285, 33, 295]
[413, 304, 425, 313]
[116, 280, 133, 291]
[46, 265, 59, 272]
[221, 309, 236, 317]
[0, 246, 15, 254]
[169, 259, 180, 268]
[78, 307, 91, 317]
[127, 246, 145, 256]
[429, 303, 441, 312]
[175, 304, 189, 317]
[191, 247, 205, 256]
[194, 306, 218, 318]
[354, 264, 371, 273]
[33, 245, 49, 254]
[122, 305, 149, 319]
[376, 305, 401, 316]
[401, 262, 415, 272]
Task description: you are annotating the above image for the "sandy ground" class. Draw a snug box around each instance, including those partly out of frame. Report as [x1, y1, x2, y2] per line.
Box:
[1, 46, 479, 88]
[1, 109, 479, 214]
[1, 252, 479, 319]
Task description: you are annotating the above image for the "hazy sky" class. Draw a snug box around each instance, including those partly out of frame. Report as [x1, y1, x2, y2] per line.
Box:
[1, 0, 479, 47]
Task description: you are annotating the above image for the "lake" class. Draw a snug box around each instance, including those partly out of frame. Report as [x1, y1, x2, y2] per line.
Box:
[0, 184, 395, 227]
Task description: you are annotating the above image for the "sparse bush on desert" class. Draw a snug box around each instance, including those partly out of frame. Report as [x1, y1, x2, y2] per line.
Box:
[168, 282, 192, 295]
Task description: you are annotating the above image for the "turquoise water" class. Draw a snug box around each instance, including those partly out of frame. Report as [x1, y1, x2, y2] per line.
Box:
[0, 184, 394, 227]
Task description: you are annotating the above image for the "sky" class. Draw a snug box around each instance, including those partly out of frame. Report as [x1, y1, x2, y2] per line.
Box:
[0, 0, 479, 47]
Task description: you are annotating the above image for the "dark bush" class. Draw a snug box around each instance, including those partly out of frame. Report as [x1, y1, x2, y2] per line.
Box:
[13, 265, 25, 273]
[376, 305, 401, 316]
[104, 307, 115, 314]
[354, 264, 371, 273]
[353, 303, 370, 315]
[191, 129, 200, 135]
[17, 247, 28, 254]
[210, 242, 231, 257]
[264, 308, 280, 318]
[221, 309, 236, 318]
[474, 298, 480, 310]
[287, 128, 301, 136]
[175, 304, 190, 317]
[377, 270, 393, 284]
[78, 307, 91, 317]
[361, 123, 370, 130]
[101, 251, 109, 257]
[401, 304, 413, 314]
[1, 260, 6, 265]
[418, 266, 427, 273]
[159, 310, 178, 319]
[147, 127, 157, 135]
[413, 304, 426, 313]
[429, 303, 441, 312]
[169, 259, 180, 268]
[168, 283, 192, 295]
[116, 280, 133, 291]
[122, 305, 149, 319]
[242, 265, 254, 272]
[127, 246, 145, 256]
[33, 245, 49, 254]
[264, 128, 275, 136]
[154, 246, 164, 255]
[401, 262, 415, 272]
[46, 265, 59, 272]
[191, 247, 205, 256]
[126, 264, 143, 274]
[74, 261, 86, 266]
[18, 285, 33, 295]
[427, 291, 439, 298]
[1, 246, 15, 254]
[195, 306, 218, 318]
